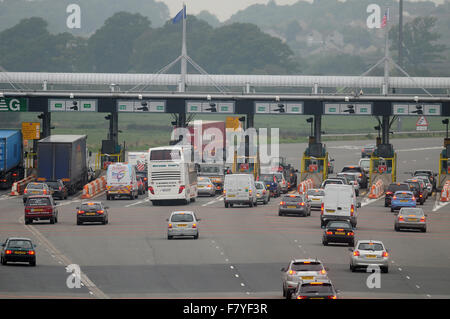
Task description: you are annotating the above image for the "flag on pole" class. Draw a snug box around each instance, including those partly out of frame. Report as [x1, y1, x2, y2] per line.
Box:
[172, 5, 186, 24]
[381, 8, 389, 28]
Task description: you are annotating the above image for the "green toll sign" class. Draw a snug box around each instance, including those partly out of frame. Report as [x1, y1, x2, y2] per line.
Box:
[0, 98, 27, 112]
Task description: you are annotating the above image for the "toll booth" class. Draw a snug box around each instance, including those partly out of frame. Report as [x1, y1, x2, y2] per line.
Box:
[232, 153, 260, 180]
[438, 138, 450, 189]
[369, 154, 397, 186]
[300, 153, 329, 187]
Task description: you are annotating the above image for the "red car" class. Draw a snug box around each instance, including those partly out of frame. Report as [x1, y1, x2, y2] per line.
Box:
[137, 177, 146, 195]
[24, 195, 59, 224]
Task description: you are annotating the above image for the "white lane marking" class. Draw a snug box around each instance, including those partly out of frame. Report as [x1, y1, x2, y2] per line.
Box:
[235, 274, 239, 278]
[230, 266, 234, 269]
[433, 200, 450, 212]
[416, 285, 420, 289]
[427, 294, 431, 298]
[202, 195, 224, 207]
[125, 198, 149, 208]
[240, 283, 245, 287]
[361, 195, 385, 207]
[225, 259, 229, 262]
[398, 268, 402, 271]
[406, 276, 410, 279]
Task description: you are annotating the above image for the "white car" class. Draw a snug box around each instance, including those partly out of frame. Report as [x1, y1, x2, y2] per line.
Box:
[358, 158, 370, 174]
[167, 211, 200, 240]
[306, 189, 325, 210]
[349, 240, 389, 273]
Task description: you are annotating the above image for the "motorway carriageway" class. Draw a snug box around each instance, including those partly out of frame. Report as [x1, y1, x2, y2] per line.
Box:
[0, 137, 449, 299]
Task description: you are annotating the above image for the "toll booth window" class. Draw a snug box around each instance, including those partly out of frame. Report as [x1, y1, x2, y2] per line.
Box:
[150, 150, 181, 161]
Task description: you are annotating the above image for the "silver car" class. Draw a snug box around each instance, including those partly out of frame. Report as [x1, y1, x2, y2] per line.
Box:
[281, 259, 329, 299]
[167, 211, 200, 240]
[349, 240, 389, 273]
[337, 172, 360, 196]
[197, 177, 215, 197]
[255, 181, 270, 204]
[395, 207, 427, 232]
[415, 175, 432, 195]
[23, 182, 52, 204]
[306, 189, 324, 210]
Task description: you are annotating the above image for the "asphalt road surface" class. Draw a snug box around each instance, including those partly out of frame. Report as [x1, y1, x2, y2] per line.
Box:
[0, 137, 449, 299]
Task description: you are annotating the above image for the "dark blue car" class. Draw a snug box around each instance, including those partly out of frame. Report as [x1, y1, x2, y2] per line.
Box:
[259, 174, 281, 197]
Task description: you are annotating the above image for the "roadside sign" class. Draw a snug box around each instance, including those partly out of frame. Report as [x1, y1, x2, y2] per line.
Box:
[0, 98, 27, 112]
[416, 116, 429, 131]
[49, 99, 98, 112]
[21, 122, 40, 140]
[117, 100, 166, 113]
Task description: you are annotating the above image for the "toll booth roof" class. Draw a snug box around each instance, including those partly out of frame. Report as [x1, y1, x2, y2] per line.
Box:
[0, 130, 20, 139]
[38, 135, 86, 143]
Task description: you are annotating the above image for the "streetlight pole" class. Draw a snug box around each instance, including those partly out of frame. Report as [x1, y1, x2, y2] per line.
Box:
[398, 0, 404, 69]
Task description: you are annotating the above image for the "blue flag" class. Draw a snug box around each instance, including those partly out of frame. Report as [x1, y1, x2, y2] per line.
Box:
[172, 6, 186, 24]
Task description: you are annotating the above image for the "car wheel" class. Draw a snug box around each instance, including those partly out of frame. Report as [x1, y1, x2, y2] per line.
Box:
[167, 235, 173, 240]
[77, 220, 82, 225]
[420, 200, 424, 205]
[286, 290, 293, 300]
[49, 217, 55, 224]
[381, 267, 388, 273]
[225, 202, 229, 208]
[384, 202, 388, 207]
[350, 264, 355, 272]
[394, 225, 399, 231]
[421, 227, 426, 233]
[1, 258, 7, 265]
[282, 286, 286, 297]
[55, 217, 58, 223]
[279, 211, 283, 216]
[322, 240, 328, 246]
[264, 199, 268, 205]
[349, 241, 354, 247]
[102, 218, 107, 225]
[106, 195, 110, 200]
[230, 204, 234, 208]
[29, 260, 36, 267]
[194, 233, 199, 240]
[390, 208, 394, 212]
[249, 201, 253, 207]
[254, 200, 258, 207]
[25, 218, 30, 225]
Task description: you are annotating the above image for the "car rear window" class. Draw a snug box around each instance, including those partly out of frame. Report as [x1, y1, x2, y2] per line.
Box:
[260, 175, 275, 183]
[300, 283, 333, 294]
[7, 240, 33, 249]
[291, 262, 323, 272]
[388, 184, 410, 192]
[171, 214, 194, 222]
[284, 195, 303, 202]
[405, 182, 420, 190]
[80, 203, 102, 211]
[27, 183, 44, 189]
[339, 174, 356, 181]
[395, 192, 413, 199]
[358, 243, 384, 251]
[46, 182, 59, 188]
[27, 198, 51, 206]
[342, 167, 362, 173]
[327, 221, 352, 229]
[307, 190, 324, 196]
[400, 208, 424, 216]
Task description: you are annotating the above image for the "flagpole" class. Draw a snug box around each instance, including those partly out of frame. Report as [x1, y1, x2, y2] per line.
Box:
[383, 8, 390, 95]
[180, 3, 187, 93]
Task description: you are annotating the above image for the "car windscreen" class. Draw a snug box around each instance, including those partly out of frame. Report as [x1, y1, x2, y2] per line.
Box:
[171, 214, 194, 222]
[80, 203, 102, 211]
[7, 240, 33, 249]
[27, 198, 51, 206]
[300, 284, 333, 294]
[327, 221, 352, 229]
[307, 190, 324, 196]
[27, 184, 44, 189]
[395, 192, 413, 199]
[150, 150, 181, 161]
[388, 184, 410, 192]
[358, 243, 384, 251]
[400, 208, 424, 216]
[291, 262, 323, 271]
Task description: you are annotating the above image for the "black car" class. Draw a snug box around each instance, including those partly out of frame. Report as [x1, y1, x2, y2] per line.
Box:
[404, 179, 426, 205]
[292, 280, 337, 299]
[45, 180, 68, 200]
[76, 202, 109, 225]
[259, 174, 281, 197]
[279, 194, 311, 217]
[341, 165, 368, 188]
[385, 183, 411, 207]
[322, 220, 354, 246]
[1, 237, 36, 266]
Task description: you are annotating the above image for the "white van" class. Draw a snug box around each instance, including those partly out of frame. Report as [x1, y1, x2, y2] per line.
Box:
[321, 184, 360, 228]
[106, 163, 139, 200]
[224, 174, 257, 208]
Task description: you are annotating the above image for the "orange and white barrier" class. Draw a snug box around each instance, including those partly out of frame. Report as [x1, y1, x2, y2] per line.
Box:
[368, 180, 384, 199]
[440, 181, 450, 202]
[297, 178, 314, 194]
[81, 176, 106, 199]
[10, 175, 36, 196]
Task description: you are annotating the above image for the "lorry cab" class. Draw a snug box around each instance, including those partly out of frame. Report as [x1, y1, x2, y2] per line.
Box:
[223, 174, 257, 208]
[106, 163, 138, 200]
[321, 184, 360, 228]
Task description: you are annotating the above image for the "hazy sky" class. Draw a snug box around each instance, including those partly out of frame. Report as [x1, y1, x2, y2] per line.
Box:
[160, 0, 446, 21]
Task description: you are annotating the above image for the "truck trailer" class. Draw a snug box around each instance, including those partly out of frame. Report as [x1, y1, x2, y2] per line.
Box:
[0, 130, 24, 189]
[37, 135, 88, 195]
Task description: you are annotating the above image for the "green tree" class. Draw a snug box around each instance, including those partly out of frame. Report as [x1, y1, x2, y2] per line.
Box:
[389, 17, 445, 76]
[88, 12, 150, 73]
